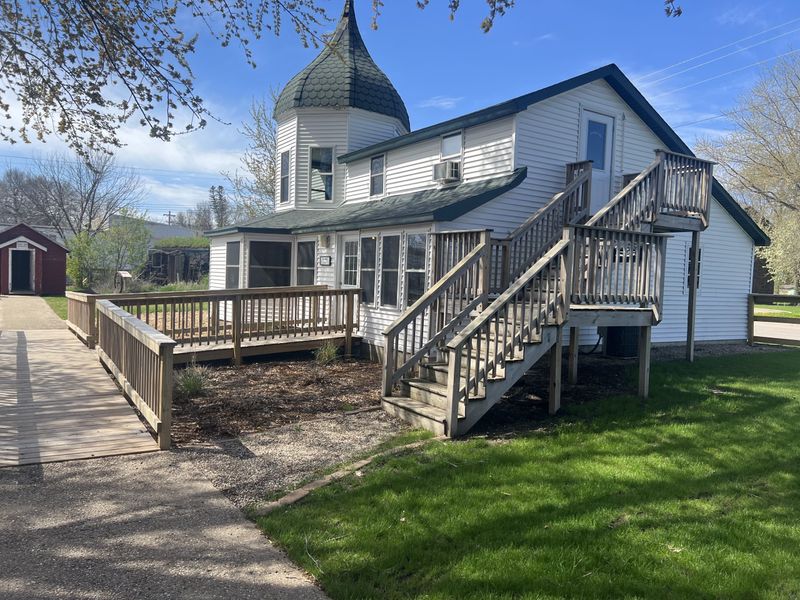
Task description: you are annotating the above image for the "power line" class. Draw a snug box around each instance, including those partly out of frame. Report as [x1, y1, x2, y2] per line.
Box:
[639, 16, 800, 80]
[651, 48, 800, 99]
[646, 25, 800, 85]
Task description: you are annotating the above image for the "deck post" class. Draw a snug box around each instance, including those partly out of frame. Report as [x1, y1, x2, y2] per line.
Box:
[345, 290, 354, 356]
[549, 326, 564, 415]
[446, 344, 463, 437]
[382, 331, 395, 396]
[686, 230, 700, 362]
[568, 326, 579, 385]
[638, 325, 652, 399]
[478, 229, 493, 309]
[747, 293, 755, 346]
[157, 344, 174, 450]
[232, 294, 242, 366]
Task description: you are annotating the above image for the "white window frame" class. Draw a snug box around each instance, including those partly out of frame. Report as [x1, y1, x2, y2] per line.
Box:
[369, 154, 386, 197]
[308, 146, 334, 203]
[340, 235, 360, 288]
[225, 241, 241, 289]
[440, 131, 463, 160]
[279, 151, 290, 204]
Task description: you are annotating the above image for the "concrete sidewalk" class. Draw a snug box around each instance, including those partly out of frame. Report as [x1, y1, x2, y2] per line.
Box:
[0, 295, 65, 330]
[0, 452, 329, 599]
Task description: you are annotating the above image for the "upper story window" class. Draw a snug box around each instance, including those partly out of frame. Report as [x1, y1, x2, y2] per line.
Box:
[280, 151, 290, 204]
[310, 147, 334, 202]
[225, 241, 240, 289]
[370, 155, 385, 196]
[441, 132, 463, 159]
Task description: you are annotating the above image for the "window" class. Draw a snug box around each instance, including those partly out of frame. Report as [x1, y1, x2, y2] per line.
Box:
[249, 241, 291, 287]
[342, 239, 359, 287]
[310, 147, 334, 202]
[687, 246, 702, 291]
[405, 234, 426, 306]
[225, 241, 240, 289]
[280, 151, 290, 203]
[381, 235, 400, 307]
[586, 120, 607, 170]
[370, 155, 385, 196]
[297, 241, 316, 285]
[360, 237, 377, 303]
[441, 132, 462, 159]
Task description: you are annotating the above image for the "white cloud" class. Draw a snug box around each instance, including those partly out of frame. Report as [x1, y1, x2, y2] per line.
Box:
[716, 5, 767, 27]
[418, 96, 464, 110]
[534, 33, 557, 42]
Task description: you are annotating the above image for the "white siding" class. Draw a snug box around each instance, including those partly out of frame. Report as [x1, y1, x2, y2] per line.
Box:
[347, 108, 406, 152]
[295, 109, 350, 207]
[275, 114, 298, 211]
[208, 237, 232, 290]
[315, 233, 337, 287]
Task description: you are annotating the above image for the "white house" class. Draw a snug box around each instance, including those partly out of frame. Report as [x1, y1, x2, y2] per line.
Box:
[207, 0, 768, 435]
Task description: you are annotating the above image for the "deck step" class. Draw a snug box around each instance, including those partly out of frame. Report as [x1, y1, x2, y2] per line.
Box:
[381, 396, 448, 436]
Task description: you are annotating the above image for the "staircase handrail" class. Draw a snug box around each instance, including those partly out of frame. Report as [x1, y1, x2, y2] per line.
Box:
[382, 232, 490, 395]
[586, 156, 662, 230]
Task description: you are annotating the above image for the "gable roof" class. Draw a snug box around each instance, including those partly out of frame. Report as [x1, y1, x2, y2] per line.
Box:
[339, 63, 769, 246]
[207, 168, 526, 236]
[0, 223, 69, 252]
[273, 0, 410, 131]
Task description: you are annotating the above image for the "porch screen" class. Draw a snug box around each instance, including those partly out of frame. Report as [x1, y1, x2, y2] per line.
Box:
[406, 234, 426, 305]
[225, 242, 240, 289]
[360, 237, 376, 303]
[381, 235, 400, 307]
[249, 241, 291, 287]
[297, 241, 316, 285]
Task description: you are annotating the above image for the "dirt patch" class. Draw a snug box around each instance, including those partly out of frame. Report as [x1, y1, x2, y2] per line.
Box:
[171, 355, 382, 444]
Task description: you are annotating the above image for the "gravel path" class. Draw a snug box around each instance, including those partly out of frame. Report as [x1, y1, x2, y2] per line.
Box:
[182, 410, 409, 509]
[0, 452, 329, 600]
[0, 295, 65, 330]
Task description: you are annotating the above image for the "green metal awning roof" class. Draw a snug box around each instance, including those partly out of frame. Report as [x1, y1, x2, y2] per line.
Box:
[207, 168, 526, 237]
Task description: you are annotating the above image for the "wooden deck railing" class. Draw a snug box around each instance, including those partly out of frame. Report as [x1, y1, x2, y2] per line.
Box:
[492, 161, 592, 291]
[748, 293, 800, 346]
[588, 150, 714, 231]
[569, 225, 669, 320]
[96, 300, 176, 449]
[68, 285, 360, 362]
[445, 232, 573, 435]
[383, 232, 491, 395]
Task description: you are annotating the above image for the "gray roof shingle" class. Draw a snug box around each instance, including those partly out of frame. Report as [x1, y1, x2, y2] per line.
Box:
[273, 0, 410, 130]
[207, 168, 527, 237]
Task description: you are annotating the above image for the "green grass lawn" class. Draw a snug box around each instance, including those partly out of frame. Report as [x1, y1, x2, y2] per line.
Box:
[42, 295, 68, 320]
[259, 351, 800, 599]
[755, 303, 800, 319]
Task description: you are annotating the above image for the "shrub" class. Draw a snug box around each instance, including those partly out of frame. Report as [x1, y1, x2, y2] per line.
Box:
[174, 364, 212, 399]
[314, 341, 339, 366]
[154, 236, 210, 249]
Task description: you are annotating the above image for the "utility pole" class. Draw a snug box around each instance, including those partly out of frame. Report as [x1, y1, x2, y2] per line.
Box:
[163, 211, 175, 225]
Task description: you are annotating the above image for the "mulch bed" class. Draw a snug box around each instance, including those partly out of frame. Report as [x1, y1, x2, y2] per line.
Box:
[171, 355, 382, 444]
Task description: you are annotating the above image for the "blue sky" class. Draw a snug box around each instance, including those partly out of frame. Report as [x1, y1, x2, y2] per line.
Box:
[3, 0, 800, 219]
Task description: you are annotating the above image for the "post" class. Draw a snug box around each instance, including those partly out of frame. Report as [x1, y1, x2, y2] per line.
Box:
[654, 149, 667, 215]
[501, 240, 511, 291]
[568, 326, 579, 385]
[158, 344, 174, 450]
[747, 294, 755, 346]
[638, 325, 651, 399]
[87, 296, 98, 348]
[382, 331, 395, 397]
[548, 326, 564, 415]
[232, 294, 242, 366]
[446, 344, 463, 437]
[478, 230, 492, 309]
[560, 227, 574, 323]
[686, 230, 700, 362]
[345, 290, 354, 356]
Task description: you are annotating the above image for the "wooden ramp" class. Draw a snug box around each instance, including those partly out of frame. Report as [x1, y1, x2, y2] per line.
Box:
[0, 329, 158, 467]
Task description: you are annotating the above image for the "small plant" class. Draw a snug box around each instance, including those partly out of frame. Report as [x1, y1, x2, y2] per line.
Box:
[174, 363, 211, 399]
[314, 341, 339, 366]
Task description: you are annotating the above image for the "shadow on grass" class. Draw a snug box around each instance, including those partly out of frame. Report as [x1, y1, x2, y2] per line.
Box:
[259, 351, 800, 599]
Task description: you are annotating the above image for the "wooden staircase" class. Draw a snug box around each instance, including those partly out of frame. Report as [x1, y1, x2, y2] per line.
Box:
[382, 150, 714, 437]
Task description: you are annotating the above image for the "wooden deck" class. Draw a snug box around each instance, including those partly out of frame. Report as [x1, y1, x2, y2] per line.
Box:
[0, 329, 158, 468]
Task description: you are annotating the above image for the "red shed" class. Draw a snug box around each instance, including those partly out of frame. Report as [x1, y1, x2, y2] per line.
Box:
[0, 223, 68, 295]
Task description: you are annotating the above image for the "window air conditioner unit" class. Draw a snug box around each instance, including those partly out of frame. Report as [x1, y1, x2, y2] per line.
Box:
[433, 160, 461, 183]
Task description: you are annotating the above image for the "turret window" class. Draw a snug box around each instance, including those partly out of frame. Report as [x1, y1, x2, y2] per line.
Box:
[370, 155, 385, 196]
[280, 151, 290, 203]
[310, 147, 334, 202]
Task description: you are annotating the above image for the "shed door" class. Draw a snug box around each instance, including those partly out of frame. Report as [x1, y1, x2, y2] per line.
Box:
[11, 249, 33, 292]
[580, 110, 615, 214]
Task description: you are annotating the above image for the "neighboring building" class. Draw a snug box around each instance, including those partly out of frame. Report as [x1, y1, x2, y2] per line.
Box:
[207, 0, 768, 355]
[0, 223, 68, 295]
[108, 215, 197, 246]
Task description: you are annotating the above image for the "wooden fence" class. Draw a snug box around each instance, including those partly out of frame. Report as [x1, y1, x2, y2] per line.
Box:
[96, 300, 176, 449]
[748, 293, 800, 347]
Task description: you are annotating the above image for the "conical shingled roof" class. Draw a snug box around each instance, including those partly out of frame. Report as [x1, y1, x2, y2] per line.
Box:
[274, 0, 410, 130]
